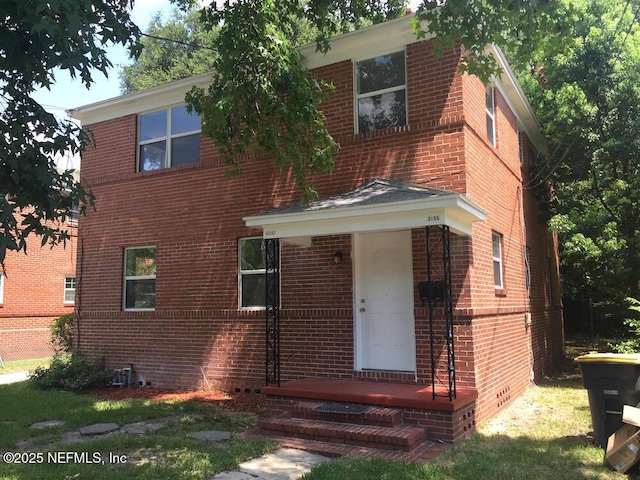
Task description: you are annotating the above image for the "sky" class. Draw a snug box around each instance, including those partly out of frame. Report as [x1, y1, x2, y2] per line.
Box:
[32, 0, 173, 119]
[33, 0, 423, 120]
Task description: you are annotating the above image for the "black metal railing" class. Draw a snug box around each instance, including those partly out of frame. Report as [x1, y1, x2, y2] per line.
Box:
[426, 225, 456, 400]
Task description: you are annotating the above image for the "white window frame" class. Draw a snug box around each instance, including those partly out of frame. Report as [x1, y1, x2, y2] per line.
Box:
[525, 246, 531, 293]
[492, 231, 503, 289]
[238, 237, 280, 310]
[486, 86, 496, 146]
[123, 246, 156, 311]
[64, 276, 76, 304]
[0, 273, 4, 304]
[137, 104, 201, 172]
[355, 50, 408, 134]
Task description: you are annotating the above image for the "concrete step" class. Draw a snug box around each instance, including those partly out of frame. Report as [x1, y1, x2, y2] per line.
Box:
[258, 415, 427, 452]
[291, 401, 402, 427]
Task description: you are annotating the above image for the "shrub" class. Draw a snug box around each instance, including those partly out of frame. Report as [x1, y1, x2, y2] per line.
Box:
[29, 353, 113, 391]
[50, 313, 74, 354]
[610, 297, 640, 353]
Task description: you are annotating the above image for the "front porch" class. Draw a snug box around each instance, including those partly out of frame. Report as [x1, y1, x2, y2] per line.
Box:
[253, 377, 478, 459]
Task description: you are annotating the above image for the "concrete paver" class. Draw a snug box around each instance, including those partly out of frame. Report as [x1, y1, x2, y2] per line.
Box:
[0, 371, 29, 385]
[211, 448, 328, 480]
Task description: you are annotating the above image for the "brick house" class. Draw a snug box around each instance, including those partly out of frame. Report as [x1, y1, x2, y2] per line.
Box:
[0, 214, 77, 362]
[70, 15, 563, 448]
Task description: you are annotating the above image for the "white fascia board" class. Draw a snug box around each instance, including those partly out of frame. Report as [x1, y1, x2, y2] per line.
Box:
[67, 72, 214, 125]
[244, 194, 486, 239]
[299, 14, 431, 70]
[488, 45, 549, 156]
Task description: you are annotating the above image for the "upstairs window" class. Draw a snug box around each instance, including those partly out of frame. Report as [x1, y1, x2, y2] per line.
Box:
[138, 105, 201, 171]
[356, 51, 407, 133]
[64, 276, 76, 304]
[124, 247, 156, 310]
[492, 231, 503, 289]
[486, 86, 496, 146]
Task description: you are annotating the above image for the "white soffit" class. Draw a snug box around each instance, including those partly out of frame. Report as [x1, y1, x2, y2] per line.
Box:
[243, 178, 486, 243]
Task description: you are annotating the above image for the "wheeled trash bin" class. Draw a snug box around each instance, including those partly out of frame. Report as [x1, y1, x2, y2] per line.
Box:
[575, 353, 640, 448]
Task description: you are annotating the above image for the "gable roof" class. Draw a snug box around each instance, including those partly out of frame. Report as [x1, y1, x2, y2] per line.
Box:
[244, 178, 486, 244]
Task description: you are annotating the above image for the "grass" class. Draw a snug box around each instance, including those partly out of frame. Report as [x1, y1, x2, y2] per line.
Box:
[0, 337, 636, 479]
[0, 357, 51, 374]
[301, 337, 637, 480]
[0, 382, 275, 479]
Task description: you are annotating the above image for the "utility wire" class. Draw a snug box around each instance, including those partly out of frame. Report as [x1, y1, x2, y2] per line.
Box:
[140, 32, 218, 52]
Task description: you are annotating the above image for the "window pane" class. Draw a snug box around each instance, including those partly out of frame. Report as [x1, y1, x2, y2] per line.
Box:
[139, 141, 166, 171]
[486, 114, 495, 144]
[485, 87, 494, 112]
[242, 274, 265, 307]
[358, 90, 406, 133]
[493, 261, 502, 287]
[357, 51, 405, 95]
[492, 233, 501, 257]
[139, 110, 167, 141]
[171, 134, 201, 166]
[171, 105, 200, 135]
[65, 277, 76, 289]
[125, 248, 156, 276]
[240, 238, 264, 270]
[64, 289, 75, 303]
[125, 279, 156, 309]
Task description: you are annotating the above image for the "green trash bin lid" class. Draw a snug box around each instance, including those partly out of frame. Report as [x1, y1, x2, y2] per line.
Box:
[575, 353, 640, 364]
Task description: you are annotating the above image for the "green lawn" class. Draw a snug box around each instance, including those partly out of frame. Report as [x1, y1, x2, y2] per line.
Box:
[1, 338, 637, 479]
[0, 382, 275, 480]
[301, 340, 637, 480]
[0, 357, 51, 374]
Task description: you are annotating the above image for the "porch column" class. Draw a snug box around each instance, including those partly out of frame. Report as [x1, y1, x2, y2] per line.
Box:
[426, 225, 456, 400]
[264, 238, 281, 386]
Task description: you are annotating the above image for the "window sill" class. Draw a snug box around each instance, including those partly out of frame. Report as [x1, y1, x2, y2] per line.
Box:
[494, 288, 507, 297]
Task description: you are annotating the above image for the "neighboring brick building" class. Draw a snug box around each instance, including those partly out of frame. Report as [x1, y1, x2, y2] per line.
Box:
[70, 15, 563, 447]
[0, 216, 77, 362]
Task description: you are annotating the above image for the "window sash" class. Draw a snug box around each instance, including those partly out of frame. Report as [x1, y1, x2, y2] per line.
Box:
[355, 51, 407, 133]
[64, 276, 76, 304]
[124, 247, 156, 310]
[138, 106, 201, 171]
[486, 86, 495, 145]
[239, 237, 280, 309]
[492, 232, 503, 289]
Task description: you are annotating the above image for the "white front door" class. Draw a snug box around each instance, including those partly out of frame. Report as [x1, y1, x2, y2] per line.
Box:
[355, 230, 416, 372]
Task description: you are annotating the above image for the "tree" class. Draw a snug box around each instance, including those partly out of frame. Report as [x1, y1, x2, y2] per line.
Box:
[0, 0, 140, 265]
[517, 0, 640, 302]
[119, 8, 219, 94]
[172, 0, 583, 201]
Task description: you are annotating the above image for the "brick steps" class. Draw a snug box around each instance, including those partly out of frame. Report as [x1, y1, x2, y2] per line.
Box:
[242, 428, 449, 462]
[258, 414, 427, 452]
[291, 401, 402, 427]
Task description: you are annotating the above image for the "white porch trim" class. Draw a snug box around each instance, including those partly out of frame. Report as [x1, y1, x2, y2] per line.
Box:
[243, 178, 486, 243]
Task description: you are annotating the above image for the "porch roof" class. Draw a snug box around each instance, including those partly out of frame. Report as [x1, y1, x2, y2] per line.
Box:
[243, 178, 486, 245]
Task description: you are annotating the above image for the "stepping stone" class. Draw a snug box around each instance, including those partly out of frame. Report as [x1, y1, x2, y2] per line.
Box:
[190, 430, 231, 441]
[121, 421, 166, 435]
[30, 420, 65, 429]
[78, 423, 120, 436]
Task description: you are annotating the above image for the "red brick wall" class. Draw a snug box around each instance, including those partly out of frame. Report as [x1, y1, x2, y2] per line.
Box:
[76, 33, 562, 427]
[0, 226, 77, 360]
[460, 72, 563, 424]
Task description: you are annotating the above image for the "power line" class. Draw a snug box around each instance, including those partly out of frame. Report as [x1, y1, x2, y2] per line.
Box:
[140, 32, 218, 52]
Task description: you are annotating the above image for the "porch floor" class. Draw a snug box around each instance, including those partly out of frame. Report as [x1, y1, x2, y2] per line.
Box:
[262, 377, 477, 412]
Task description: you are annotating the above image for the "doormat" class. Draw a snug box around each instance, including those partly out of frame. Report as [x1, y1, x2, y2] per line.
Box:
[313, 402, 369, 415]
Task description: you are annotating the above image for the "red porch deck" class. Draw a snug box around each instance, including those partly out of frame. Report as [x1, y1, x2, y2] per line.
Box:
[262, 377, 478, 412]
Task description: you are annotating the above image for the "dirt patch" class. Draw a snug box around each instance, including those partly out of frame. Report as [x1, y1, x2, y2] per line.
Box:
[88, 387, 266, 414]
